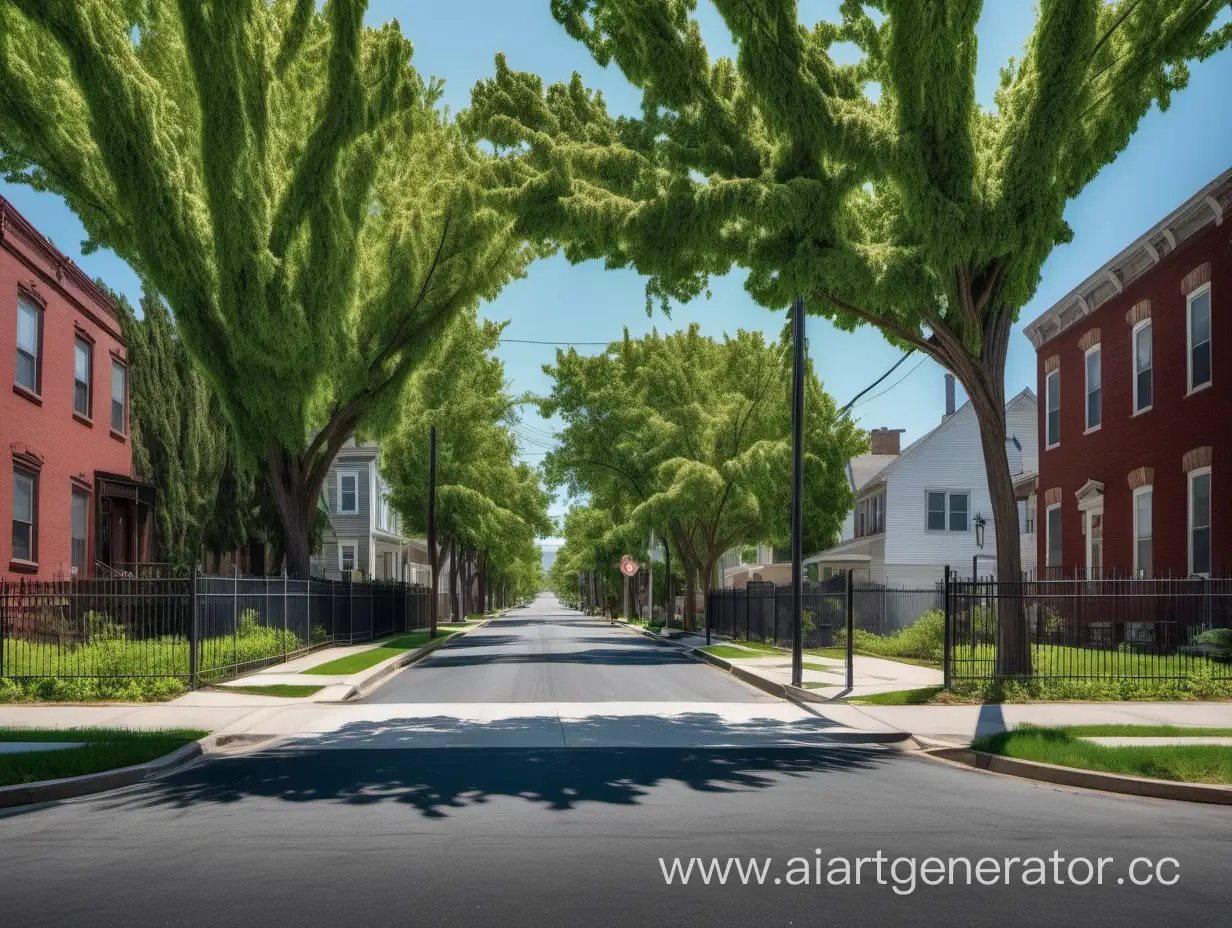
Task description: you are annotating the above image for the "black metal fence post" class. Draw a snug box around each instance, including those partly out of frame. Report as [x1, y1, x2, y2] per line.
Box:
[943, 565, 953, 690]
[188, 566, 200, 690]
[845, 569, 854, 691]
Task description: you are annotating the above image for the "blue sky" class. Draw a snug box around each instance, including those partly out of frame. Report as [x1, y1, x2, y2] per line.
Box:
[3, 1, 1231, 535]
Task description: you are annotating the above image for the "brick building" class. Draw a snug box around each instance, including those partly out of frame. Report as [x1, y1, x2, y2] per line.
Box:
[1023, 167, 1231, 578]
[1, 196, 155, 580]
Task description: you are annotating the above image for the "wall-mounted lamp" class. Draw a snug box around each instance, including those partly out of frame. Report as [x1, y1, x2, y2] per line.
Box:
[974, 513, 987, 549]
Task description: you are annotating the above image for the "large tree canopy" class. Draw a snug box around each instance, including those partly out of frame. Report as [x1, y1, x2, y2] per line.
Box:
[541, 324, 864, 628]
[382, 309, 553, 614]
[468, 0, 1231, 667]
[0, 0, 539, 575]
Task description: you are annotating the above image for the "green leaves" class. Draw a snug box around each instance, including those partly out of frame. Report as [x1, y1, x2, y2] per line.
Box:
[543, 324, 864, 588]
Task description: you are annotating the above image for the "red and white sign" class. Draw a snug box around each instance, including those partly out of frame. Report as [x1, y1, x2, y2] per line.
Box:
[619, 556, 640, 577]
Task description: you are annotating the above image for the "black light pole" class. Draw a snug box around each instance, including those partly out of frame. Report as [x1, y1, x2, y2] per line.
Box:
[664, 538, 673, 628]
[790, 295, 806, 688]
[427, 424, 438, 639]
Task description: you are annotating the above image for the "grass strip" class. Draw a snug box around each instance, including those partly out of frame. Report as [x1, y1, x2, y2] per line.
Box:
[0, 727, 207, 787]
[972, 725, 1232, 784]
[215, 684, 324, 698]
[302, 630, 456, 675]
[700, 644, 771, 660]
[846, 686, 946, 705]
[807, 646, 940, 669]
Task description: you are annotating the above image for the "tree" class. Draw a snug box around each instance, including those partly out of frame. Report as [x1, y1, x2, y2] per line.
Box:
[468, 0, 1232, 671]
[113, 285, 258, 571]
[382, 310, 552, 617]
[541, 325, 863, 629]
[0, 0, 538, 576]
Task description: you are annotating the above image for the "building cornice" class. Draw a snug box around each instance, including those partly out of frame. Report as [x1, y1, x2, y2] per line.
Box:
[0, 195, 122, 333]
[1023, 167, 1232, 350]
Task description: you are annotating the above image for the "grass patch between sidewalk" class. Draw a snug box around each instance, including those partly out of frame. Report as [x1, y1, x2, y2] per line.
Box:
[701, 644, 772, 660]
[302, 630, 456, 675]
[972, 725, 1232, 784]
[0, 727, 208, 787]
[215, 684, 324, 698]
[846, 686, 946, 705]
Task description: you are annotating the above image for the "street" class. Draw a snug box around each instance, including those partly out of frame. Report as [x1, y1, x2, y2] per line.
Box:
[3, 594, 1231, 928]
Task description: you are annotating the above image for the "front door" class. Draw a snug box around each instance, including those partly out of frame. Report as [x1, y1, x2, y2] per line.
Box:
[1086, 509, 1104, 579]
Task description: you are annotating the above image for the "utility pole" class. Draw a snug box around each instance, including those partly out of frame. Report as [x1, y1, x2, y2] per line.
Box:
[427, 424, 438, 639]
[648, 532, 655, 624]
[790, 295, 806, 688]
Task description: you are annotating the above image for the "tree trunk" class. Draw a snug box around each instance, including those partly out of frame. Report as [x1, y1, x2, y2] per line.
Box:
[478, 550, 487, 616]
[683, 563, 697, 632]
[964, 358, 1032, 676]
[264, 449, 322, 580]
[449, 538, 459, 621]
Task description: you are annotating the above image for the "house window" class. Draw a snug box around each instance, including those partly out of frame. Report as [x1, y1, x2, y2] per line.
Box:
[1133, 486, 1152, 578]
[1189, 467, 1211, 576]
[1046, 504, 1061, 568]
[1132, 321, 1152, 413]
[338, 472, 358, 514]
[15, 295, 41, 393]
[856, 492, 884, 537]
[1084, 345, 1101, 431]
[339, 541, 358, 573]
[74, 338, 93, 417]
[71, 487, 90, 576]
[1045, 368, 1060, 447]
[12, 467, 37, 563]
[926, 491, 969, 532]
[1187, 284, 1211, 394]
[110, 360, 127, 433]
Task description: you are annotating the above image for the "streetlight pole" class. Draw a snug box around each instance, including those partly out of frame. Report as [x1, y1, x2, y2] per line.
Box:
[790, 296, 806, 688]
[427, 424, 438, 639]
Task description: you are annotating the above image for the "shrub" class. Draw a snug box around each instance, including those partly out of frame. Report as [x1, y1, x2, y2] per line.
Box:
[310, 624, 331, 645]
[1194, 628, 1232, 660]
[834, 609, 945, 662]
[85, 611, 126, 643]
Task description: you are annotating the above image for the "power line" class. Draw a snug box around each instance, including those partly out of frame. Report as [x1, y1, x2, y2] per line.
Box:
[849, 356, 928, 411]
[839, 350, 917, 414]
[499, 338, 611, 346]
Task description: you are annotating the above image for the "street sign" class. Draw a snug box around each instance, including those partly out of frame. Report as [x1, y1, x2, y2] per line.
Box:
[619, 556, 639, 577]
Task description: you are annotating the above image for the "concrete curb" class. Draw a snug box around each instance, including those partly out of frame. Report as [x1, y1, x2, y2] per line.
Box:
[614, 622, 911, 746]
[0, 729, 273, 810]
[927, 747, 1232, 805]
[342, 619, 489, 701]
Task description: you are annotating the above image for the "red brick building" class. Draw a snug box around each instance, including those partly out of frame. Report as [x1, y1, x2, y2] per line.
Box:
[1, 196, 155, 580]
[1024, 168, 1231, 579]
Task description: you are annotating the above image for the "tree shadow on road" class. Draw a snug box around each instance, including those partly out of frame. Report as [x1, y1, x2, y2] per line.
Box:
[112, 715, 888, 819]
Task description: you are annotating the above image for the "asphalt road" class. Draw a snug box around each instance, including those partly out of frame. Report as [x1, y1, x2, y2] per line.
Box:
[364, 592, 773, 703]
[3, 594, 1230, 928]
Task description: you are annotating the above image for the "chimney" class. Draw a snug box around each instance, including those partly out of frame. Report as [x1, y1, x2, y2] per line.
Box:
[869, 427, 904, 456]
[944, 373, 956, 419]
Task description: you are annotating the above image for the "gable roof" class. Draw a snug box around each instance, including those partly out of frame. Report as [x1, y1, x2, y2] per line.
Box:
[849, 454, 899, 492]
[856, 386, 1037, 493]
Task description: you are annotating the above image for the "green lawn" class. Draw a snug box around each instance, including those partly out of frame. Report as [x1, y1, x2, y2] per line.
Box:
[803, 661, 842, 674]
[846, 686, 946, 705]
[216, 684, 324, 698]
[952, 643, 1231, 678]
[302, 630, 456, 675]
[807, 646, 940, 669]
[0, 727, 208, 787]
[700, 644, 777, 660]
[972, 725, 1232, 784]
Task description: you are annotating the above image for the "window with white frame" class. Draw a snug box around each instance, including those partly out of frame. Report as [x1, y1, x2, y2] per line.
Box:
[12, 467, 38, 563]
[1132, 320, 1152, 413]
[1187, 284, 1211, 393]
[339, 541, 358, 573]
[926, 490, 969, 532]
[1045, 368, 1060, 447]
[338, 471, 358, 514]
[1133, 486, 1152, 577]
[15, 295, 41, 393]
[856, 491, 884, 537]
[110, 360, 126, 433]
[74, 338, 92, 417]
[1084, 345, 1101, 430]
[1189, 467, 1211, 576]
[1046, 504, 1061, 568]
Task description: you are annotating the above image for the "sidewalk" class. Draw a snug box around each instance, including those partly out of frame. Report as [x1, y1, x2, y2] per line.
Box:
[652, 627, 942, 699]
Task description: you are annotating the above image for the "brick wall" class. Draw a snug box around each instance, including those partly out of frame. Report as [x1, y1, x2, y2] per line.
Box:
[1035, 218, 1230, 576]
[1, 199, 134, 580]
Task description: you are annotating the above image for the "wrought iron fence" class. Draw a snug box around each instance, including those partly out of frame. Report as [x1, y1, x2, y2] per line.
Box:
[1, 571, 435, 689]
[946, 575, 1232, 682]
[706, 578, 941, 650]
